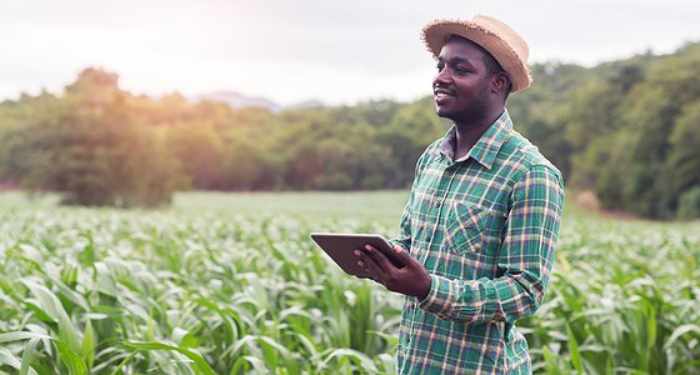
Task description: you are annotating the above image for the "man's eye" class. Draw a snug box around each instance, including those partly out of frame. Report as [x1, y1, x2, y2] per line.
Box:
[455, 66, 469, 74]
[436, 63, 444, 71]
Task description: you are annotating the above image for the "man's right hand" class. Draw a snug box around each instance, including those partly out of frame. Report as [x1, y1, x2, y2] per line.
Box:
[353, 244, 432, 300]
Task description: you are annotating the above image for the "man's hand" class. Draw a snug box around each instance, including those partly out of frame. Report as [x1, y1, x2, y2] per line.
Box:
[353, 244, 431, 300]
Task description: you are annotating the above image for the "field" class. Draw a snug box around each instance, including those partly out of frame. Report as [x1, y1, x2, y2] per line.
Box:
[1, 191, 699, 374]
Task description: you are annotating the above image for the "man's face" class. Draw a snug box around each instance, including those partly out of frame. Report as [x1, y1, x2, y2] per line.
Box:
[432, 37, 492, 123]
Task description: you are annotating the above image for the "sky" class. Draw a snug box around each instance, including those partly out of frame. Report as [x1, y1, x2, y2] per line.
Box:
[1, 0, 699, 106]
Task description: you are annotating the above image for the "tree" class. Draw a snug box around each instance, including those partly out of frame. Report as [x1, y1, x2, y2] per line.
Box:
[7, 68, 183, 207]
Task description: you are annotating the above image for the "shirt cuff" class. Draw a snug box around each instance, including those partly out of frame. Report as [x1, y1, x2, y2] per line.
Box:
[417, 274, 481, 321]
[417, 274, 452, 318]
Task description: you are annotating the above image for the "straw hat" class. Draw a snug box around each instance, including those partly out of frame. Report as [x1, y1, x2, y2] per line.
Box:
[422, 15, 532, 93]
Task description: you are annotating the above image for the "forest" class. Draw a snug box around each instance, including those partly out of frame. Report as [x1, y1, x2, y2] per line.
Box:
[1, 42, 699, 219]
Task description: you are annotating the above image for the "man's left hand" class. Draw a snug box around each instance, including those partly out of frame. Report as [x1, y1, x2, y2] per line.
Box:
[353, 244, 431, 300]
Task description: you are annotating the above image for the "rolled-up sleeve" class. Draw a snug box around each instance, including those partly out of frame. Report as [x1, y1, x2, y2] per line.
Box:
[418, 164, 565, 322]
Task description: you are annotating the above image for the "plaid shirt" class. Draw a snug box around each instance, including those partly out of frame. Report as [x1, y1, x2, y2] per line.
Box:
[390, 110, 565, 374]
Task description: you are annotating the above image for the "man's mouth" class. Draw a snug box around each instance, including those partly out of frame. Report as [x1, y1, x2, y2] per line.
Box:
[434, 88, 455, 102]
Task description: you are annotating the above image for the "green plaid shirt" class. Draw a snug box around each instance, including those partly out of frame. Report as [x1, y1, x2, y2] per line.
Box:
[390, 110, 565, 374]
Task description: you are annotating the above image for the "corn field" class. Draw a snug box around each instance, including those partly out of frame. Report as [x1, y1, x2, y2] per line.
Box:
[0, 192, 699, 374]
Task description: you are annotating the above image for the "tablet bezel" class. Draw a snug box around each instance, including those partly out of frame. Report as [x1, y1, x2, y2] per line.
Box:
[309, 232, 405, 278]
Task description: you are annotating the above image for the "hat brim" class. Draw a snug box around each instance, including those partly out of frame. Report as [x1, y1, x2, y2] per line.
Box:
[422, 20, 532, 93]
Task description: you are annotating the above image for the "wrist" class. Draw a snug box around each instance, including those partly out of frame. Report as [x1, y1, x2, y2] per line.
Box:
[416, 273, 432, 300]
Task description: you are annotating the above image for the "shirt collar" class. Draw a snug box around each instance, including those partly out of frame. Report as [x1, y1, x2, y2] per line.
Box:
[438, 110, 513, 170]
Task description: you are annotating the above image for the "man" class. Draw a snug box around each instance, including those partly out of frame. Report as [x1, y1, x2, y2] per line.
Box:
[354, 15, 565, 374]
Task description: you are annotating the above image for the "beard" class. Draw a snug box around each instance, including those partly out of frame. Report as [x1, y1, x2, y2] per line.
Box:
[436, 91, 491, 126]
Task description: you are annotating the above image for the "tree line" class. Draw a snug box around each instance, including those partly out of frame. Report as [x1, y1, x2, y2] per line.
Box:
[0, 42, 699, 219]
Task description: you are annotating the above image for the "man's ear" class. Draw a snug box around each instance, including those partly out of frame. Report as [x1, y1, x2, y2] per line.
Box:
[490, 72, 510, 97]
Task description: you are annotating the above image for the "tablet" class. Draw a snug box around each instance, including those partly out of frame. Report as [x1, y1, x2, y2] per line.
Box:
[309, 233, 405, 278]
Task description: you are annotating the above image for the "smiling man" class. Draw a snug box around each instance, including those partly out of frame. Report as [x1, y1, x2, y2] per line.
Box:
[354, 15, 565, 374]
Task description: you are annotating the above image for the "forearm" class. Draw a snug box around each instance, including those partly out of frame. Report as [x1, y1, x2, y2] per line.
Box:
[417, 268, 546, 322]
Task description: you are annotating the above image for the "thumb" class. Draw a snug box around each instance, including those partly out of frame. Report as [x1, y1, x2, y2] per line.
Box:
[392, 244, 419, 266]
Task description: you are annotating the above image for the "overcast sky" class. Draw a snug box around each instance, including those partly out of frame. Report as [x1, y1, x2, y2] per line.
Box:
[1, 0, 699, 105]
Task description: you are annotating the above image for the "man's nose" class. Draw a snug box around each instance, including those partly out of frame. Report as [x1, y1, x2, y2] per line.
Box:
[433, 67, 451, 87]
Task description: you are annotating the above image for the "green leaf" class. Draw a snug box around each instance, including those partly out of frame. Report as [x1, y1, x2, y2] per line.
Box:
[56, 339, 88, 375]
[289, 332, 318, 360]
[23, 280, 82, 355]
[19, 337, 41, 375]
[646, 306, 657, 350]
[0, 347, 21, 369]
[566, 323, 585, 375]
[81, 319, 96, 370]
[123, 340, 217, 375]
[0, 331, 52, 344]
[321, 348, 378, 373]
[664, 324, 700, 350]
[257, 335, 291, 365]
[543, 346, 563, 375]
[230, 355, 267, 375]
[52, 277, 90, 312]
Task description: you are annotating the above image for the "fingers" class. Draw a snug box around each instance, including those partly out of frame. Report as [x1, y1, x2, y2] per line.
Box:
[361, 252, 387, 281]
[355, 263, 372, 279]
[356, 259, 373, 280]
[353, 249, 385, 282]
[362, 244, 396, 273]
[353, 244, 411, 287]
[362, 244, 406, 293]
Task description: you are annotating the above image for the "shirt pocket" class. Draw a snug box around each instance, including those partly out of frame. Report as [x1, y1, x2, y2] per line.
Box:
[444, 201, 487, 256]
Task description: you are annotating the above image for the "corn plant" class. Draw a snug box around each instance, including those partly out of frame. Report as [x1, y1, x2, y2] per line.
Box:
[0, 193, 698, 374]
